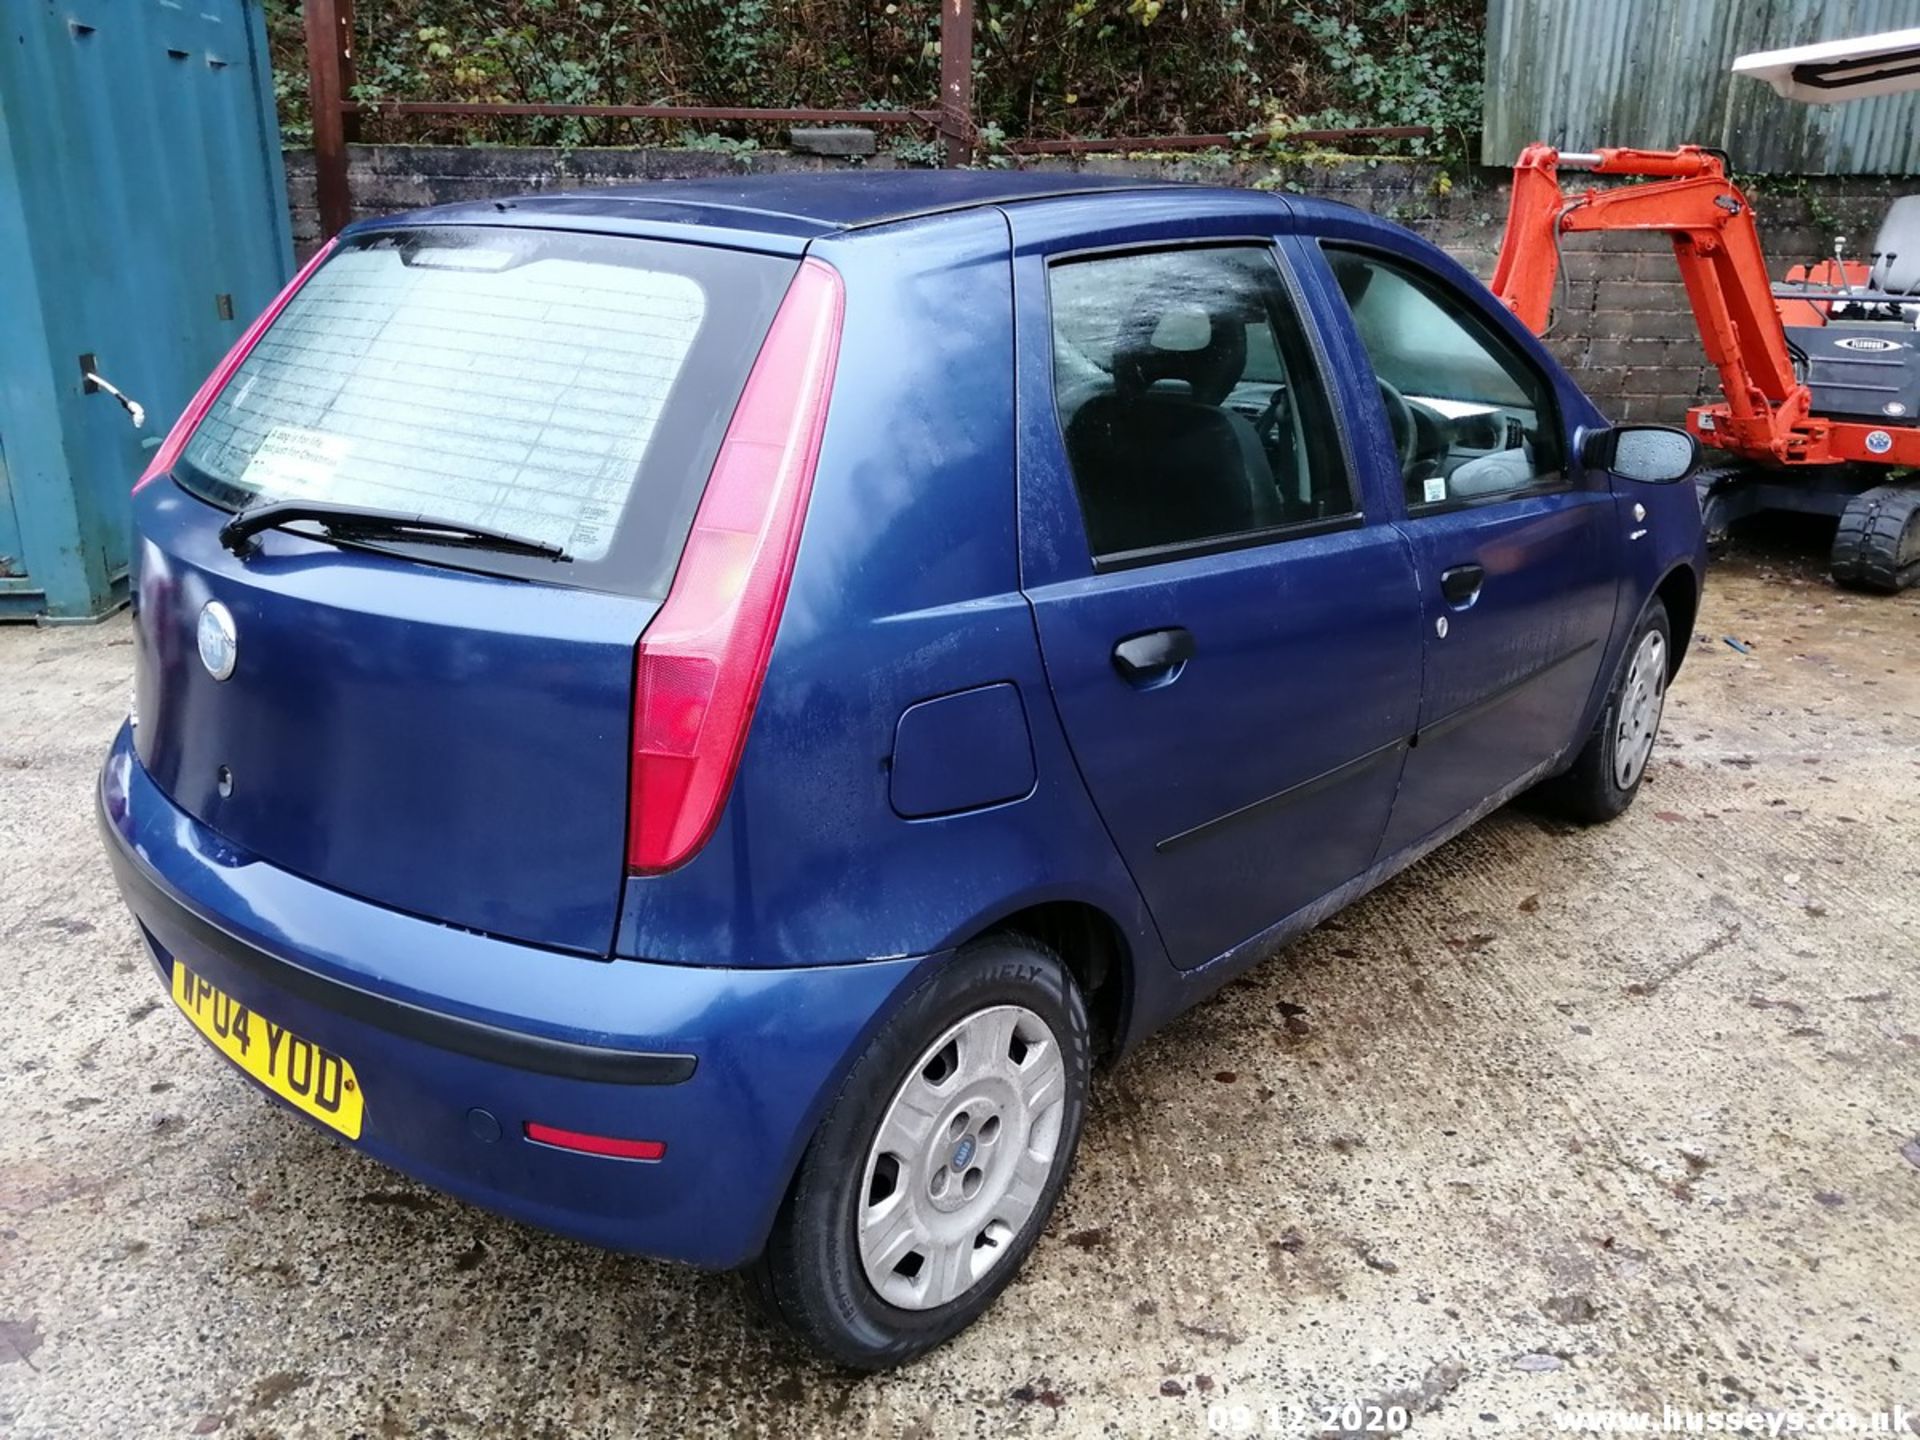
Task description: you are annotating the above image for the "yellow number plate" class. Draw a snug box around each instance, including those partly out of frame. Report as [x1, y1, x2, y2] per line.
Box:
[171, 961, 365, 1140]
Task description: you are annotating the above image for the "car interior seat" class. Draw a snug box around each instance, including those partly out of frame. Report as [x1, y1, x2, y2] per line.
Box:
[1064, 301, 1281, 555]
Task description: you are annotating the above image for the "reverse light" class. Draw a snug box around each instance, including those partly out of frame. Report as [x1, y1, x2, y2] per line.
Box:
[135, 237, 340, 491]
[523, 1121, 666, 1162]
[626, 258, 845, 873]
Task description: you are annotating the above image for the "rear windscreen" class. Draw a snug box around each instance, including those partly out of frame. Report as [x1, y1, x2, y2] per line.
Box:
[175, 226, 798, 596]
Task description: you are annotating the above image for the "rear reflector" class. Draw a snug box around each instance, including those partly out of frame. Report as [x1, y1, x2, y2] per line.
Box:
[626, 257, 845, 873]
[134, 237, 340, 492]
[523, 1121, 666, 1162]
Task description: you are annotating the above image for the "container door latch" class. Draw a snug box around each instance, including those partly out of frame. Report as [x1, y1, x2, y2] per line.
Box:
[79, 353, 147, 429]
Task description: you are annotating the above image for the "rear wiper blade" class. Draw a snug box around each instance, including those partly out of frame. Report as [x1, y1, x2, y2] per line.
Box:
[219, 499, 568, 561]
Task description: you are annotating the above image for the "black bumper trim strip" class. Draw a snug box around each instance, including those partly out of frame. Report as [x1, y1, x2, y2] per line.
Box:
[97, 791, 697, 1086]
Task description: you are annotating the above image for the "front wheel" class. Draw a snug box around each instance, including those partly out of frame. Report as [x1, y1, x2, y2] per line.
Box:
[1538, 600, 1672, 824]
[751, 935, 1091, 1370]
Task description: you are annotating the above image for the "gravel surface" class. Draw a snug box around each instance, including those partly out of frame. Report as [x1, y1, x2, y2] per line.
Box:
[2, 529, 1917, 1438]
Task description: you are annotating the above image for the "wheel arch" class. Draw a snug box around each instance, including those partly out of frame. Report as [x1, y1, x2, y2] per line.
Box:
[974, 899, 1134, 1064]
[1654, 562, 1700, 677]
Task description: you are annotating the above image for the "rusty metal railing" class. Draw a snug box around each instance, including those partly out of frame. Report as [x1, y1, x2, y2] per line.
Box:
[302, 0, 1432, 240]
[1004, 126, 1433, 155]
[302, 0, 975, 237]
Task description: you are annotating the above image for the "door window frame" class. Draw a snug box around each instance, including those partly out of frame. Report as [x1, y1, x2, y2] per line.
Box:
[1041, 236, 1369, 574]
[1315, 239, 1572, 521]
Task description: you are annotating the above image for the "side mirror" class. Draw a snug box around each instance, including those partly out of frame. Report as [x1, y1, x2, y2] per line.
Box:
[1578, 425, 1699, 484]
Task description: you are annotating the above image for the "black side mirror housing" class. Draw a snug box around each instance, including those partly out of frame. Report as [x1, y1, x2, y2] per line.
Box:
[1578, 425, 1700, 484]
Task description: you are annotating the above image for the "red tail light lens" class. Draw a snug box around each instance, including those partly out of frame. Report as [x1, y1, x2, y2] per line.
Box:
[626, 257, 845, 873]
[523, 1122, 665, 1162]
[134, 237, 340, 492]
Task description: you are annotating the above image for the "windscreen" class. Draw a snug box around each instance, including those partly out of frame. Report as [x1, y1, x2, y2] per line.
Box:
[174, 226, 798, 596]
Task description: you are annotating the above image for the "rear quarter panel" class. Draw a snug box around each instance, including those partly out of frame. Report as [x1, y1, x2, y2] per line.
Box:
[613, 208, 1159, 976]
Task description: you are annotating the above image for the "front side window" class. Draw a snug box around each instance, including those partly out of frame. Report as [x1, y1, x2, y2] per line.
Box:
[1323, 246, 1564, 511]
[1049, 245, 1350, 564]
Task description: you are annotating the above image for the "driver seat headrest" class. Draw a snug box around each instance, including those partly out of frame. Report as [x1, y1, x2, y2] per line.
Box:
[1111, 301, 1248, 407]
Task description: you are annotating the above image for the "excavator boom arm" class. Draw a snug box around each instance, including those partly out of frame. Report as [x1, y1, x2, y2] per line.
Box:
[1490, 144, 1812, 455]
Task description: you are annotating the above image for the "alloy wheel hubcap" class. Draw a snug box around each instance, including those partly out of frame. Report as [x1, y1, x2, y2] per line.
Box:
[856, 1004, 1066, 1311]
[1613, 630, 1668, 790]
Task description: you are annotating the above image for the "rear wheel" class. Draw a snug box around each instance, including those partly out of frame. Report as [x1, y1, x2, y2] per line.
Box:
[1831, 483, 1920, 593]
[1537, 600, 1671, 825]
[752, 935, 1090, 1370]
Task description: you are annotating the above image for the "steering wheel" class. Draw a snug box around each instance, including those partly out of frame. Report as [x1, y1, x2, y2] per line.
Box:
[1376, 378, 1418, 476]
[1253, 384, 1291, 446]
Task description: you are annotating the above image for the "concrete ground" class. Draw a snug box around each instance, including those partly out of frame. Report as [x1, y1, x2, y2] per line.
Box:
[2, 527, 1917, 1439]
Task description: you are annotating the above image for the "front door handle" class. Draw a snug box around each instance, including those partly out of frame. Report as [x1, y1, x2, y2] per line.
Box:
[1439, 563, 1485, 609]
[1112, 626, 1195, 684]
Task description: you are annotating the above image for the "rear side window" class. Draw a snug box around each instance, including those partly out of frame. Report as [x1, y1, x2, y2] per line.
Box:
[1048, 244, 1349, 566]
[176, 226, 797, 596]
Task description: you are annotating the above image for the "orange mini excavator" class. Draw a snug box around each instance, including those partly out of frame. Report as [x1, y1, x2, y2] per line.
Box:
[1488, 27, 1920, 592]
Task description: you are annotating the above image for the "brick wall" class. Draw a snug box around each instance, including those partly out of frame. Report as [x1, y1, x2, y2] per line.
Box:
[285, 146, 1910, 425]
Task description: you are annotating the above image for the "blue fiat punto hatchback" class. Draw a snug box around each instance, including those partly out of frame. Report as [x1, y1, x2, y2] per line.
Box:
[100, 172, 1704, 1367]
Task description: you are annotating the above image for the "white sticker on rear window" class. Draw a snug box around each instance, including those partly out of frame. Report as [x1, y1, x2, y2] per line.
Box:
[1423, 475, 1448, 504]
[240, 426, 347, 498]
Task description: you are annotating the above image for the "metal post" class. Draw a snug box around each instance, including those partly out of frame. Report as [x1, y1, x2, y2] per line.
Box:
[939, 0, 973, 165]
[337, 0, 360, 143]
[304, 0, 350, 238]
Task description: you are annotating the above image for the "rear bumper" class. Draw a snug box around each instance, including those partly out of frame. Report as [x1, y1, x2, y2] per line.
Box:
[98, 723, 931, 1268]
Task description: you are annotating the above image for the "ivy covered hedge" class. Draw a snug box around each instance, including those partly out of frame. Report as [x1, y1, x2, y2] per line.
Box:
[264, 0, 1483, 160]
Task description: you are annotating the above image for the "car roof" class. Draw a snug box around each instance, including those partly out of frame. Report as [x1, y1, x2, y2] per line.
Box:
[355, 170, 1209, 244]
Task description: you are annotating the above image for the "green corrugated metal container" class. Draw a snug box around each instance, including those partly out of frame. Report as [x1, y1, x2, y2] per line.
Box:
[1484, 0, 1920, 173]
[0, 0, 291, 620]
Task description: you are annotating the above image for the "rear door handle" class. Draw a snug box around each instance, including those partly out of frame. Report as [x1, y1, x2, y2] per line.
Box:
[1439, 563, 1485, 609]
[1112, 626, 1195, 684]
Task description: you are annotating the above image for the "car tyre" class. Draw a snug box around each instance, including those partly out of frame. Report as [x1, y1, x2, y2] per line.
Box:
[750, 933, 1091, 1370]
[1538, 599, 1672, 825]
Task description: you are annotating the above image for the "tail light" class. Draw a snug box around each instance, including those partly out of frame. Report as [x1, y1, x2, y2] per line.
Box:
[626, 258, 845, 873]
[134, 238, 340, 491]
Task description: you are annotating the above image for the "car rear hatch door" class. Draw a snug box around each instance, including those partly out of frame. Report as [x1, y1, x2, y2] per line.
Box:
[130, 224, 799, 955]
